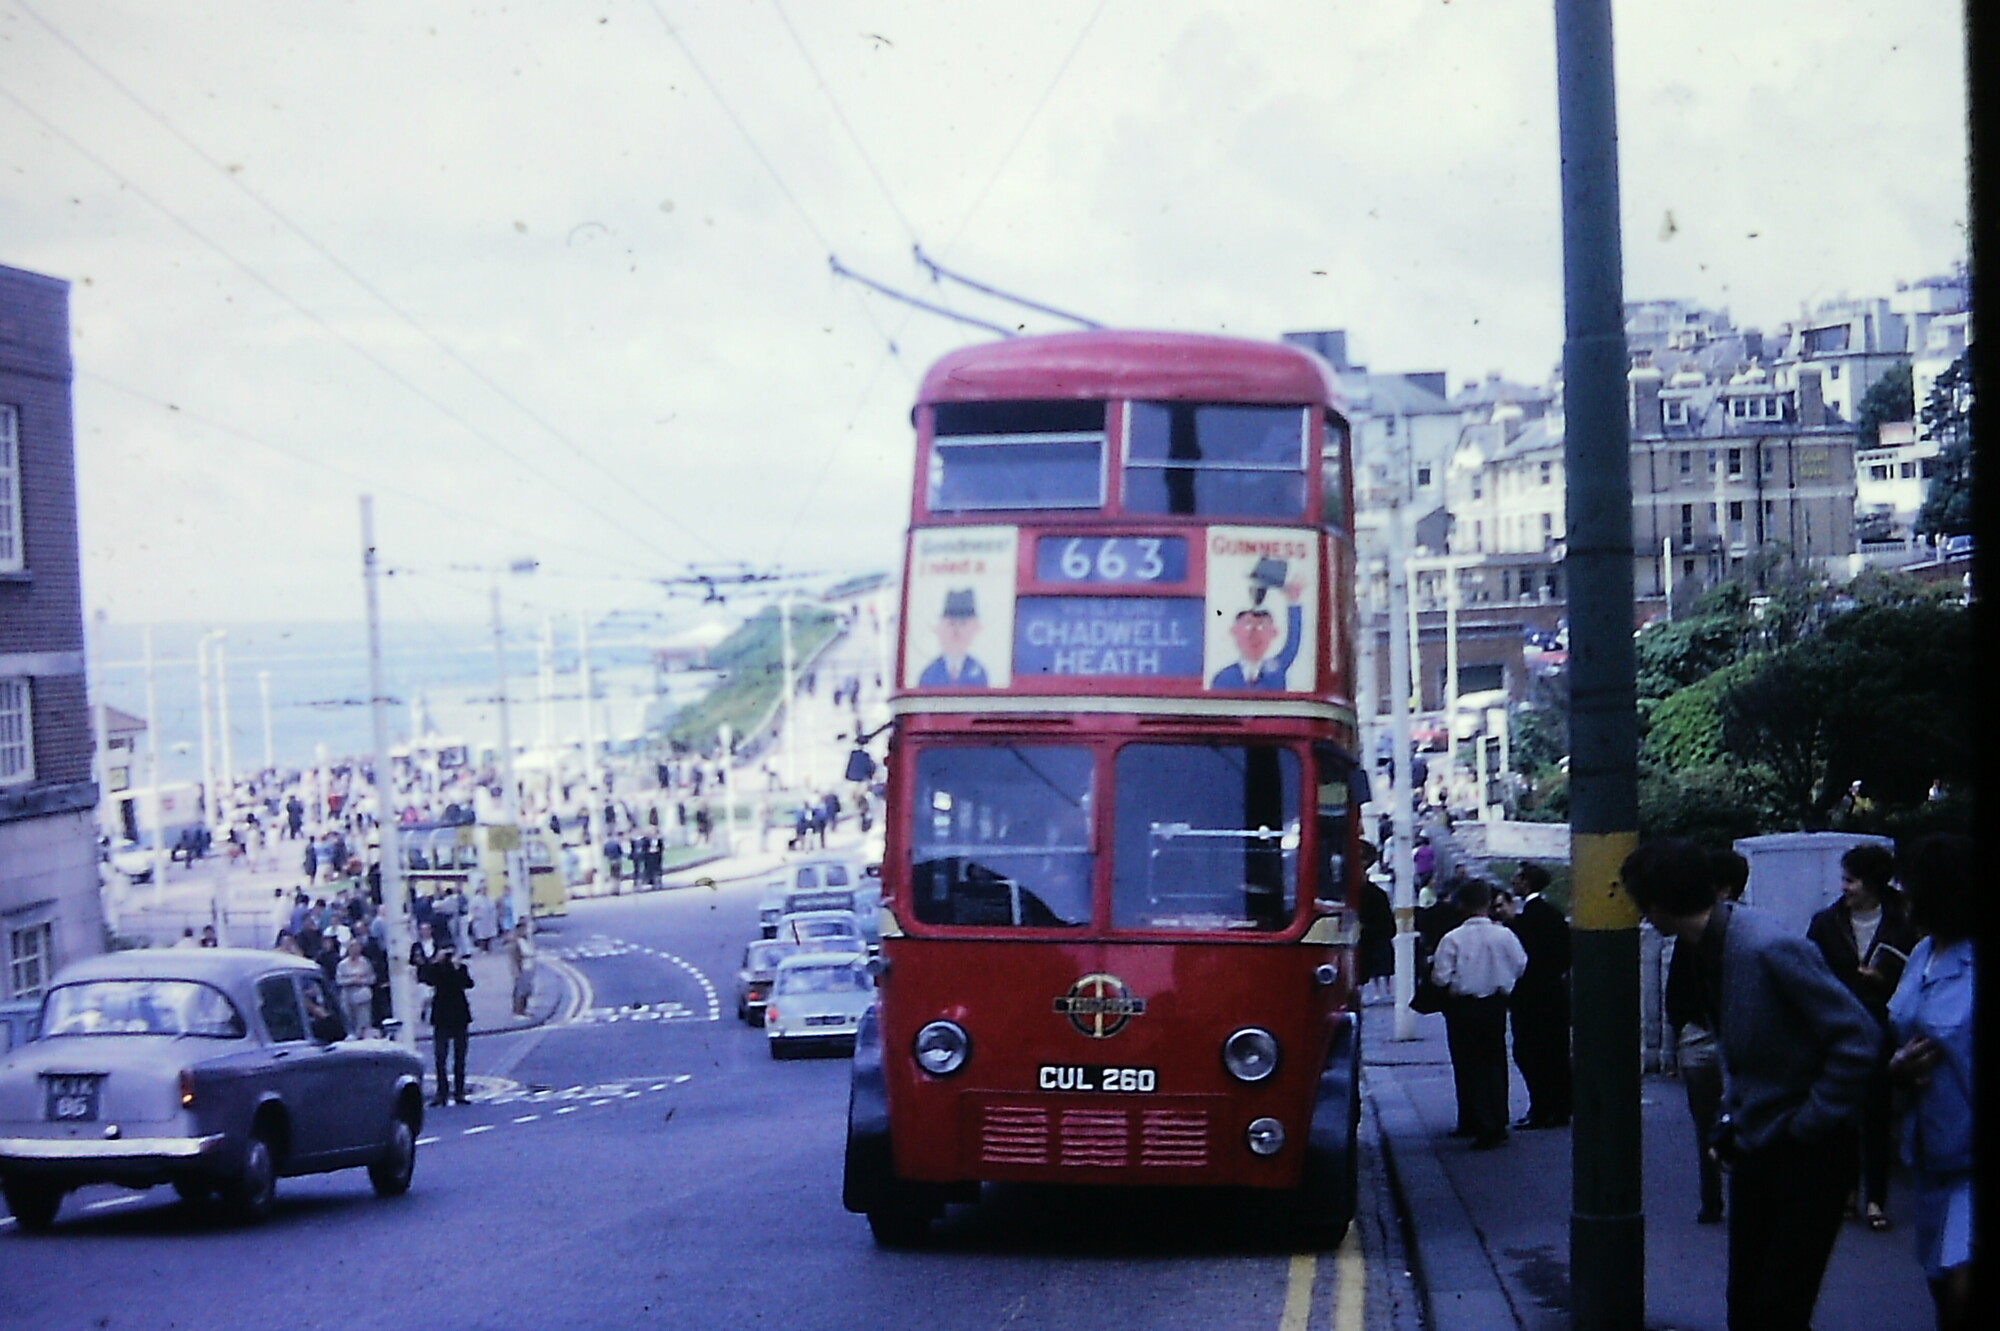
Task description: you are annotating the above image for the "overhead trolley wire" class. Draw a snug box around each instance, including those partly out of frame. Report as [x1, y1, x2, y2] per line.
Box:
[0, 87, 690, 571]
[80, 370, 661, 578]
[643, 0, 915, 375]
[10, 0, 725, 563]
[770, 0, 919, 247]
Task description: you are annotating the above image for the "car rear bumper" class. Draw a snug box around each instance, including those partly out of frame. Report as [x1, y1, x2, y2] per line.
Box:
[0, 1133, 226, 1162]
[0, 1133, 229, 1188]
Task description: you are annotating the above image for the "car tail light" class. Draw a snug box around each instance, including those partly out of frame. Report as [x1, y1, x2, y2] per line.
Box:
[179, 1069, 196, 1108]
[765, 1006, 778, 1025]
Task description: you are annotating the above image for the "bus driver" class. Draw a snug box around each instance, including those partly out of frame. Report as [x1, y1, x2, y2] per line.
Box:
[918, 588, 991, 688]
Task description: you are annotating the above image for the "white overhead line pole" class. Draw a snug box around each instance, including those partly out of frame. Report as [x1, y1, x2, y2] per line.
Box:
[361, 497, 416, 1046]
[578, 610, 600, 851]
[1444, 550, 1461, 815]
[1388, 429, 1420, 1042]
[215, 633, 235, 826]
[258, 670, 274, 774]
[491, 579, 529, 930]
[142, 626, 165, 904]
[195, 630, 216, 836]
[781, 593, 799, 792]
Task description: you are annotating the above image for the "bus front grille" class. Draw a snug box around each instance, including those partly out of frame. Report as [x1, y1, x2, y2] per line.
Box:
[970, 1097, 1219, 1174]
[979, 1104, 1050, 1166]
[1139, 1109, 1209, 1167]
[1058, 1109, 1128, 1168]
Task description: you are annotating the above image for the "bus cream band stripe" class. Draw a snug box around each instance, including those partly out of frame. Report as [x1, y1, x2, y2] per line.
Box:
[892, 695, 1357, 727]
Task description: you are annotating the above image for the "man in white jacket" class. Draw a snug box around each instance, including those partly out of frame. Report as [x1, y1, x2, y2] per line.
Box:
[1430, 878, 1528, 1149]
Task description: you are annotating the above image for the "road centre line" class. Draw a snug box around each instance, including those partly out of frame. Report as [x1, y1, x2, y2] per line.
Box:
[462, 1125, 494, 1135]
[514, 1114, 540, 1123]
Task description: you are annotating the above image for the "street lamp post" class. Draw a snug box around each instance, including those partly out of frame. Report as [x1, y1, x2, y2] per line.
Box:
[718, 723, 736, 854]
[490, 581, 530, 931]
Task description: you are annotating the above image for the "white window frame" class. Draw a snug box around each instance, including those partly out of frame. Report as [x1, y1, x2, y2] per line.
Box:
[0, 405, 21, 573]
[7, 920, 53, 999]
[0, 677, 31, 786]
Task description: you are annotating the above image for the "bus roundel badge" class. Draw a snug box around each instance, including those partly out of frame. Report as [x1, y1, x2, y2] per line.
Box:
[1053, 973, 1147, 1039]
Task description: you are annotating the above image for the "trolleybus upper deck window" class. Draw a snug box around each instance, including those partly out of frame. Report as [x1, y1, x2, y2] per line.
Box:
[928, 401, 1107, 514]
[910, 745, 1093, 929]
[1123, 403, 1309, 519]
[1112, 743, 1301, 931]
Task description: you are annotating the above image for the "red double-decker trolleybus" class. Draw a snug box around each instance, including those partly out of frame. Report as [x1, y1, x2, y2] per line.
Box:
[843, 330, 1369, 1246]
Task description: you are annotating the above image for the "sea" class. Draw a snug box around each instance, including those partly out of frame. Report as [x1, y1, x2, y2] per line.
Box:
[92, 620, 720, 790]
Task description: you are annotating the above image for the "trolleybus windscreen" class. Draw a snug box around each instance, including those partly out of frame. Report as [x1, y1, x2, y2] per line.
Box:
[910, 745, 1094, 929]
[1112, 744, 1300, 931]
[929, 401, 1107, 513]
[1123, 403, 1308, 519]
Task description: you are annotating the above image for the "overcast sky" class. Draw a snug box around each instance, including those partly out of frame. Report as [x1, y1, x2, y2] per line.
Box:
[0, 1, 1968, 628]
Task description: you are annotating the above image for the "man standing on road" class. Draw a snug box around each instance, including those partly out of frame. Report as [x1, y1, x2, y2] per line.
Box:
[423, 945, 475, 1107]
[1430, 879, 1527, 1150]
[1622, 838, 1877, 1331]
[1502, 864, 1572, 1129]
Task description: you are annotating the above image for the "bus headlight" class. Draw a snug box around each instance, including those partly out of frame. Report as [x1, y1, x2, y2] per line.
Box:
[1246, 1117, 1286, 1156]
[913, 1020, 970, 1076]
[1222, 1027, 1280, 1083]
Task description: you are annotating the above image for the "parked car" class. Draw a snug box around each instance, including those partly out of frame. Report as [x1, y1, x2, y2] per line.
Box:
[734, 940, 797, 1026]
[0, 949, 426, 1232]
[777, 910, 865, 953]
[764, 951, 872, 1058]
[106, 836, 160, 884]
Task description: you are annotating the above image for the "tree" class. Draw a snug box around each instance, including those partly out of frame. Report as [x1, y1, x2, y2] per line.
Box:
[1916, 352, 1973, 538]
[1853, 359, 1913, 448]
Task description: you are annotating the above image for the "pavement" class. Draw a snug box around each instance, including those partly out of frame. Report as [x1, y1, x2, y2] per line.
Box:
[1366, 819, 1937, 1331]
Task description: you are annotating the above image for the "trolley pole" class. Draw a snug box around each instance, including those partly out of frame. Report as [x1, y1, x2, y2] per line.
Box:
[1556, 1, 1643, 1326]
[361, 497, 416, 1047]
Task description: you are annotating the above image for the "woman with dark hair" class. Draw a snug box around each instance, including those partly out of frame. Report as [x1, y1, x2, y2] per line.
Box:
[1885, 834, 1976, 1330]
[1806, 841, 1919, 1231]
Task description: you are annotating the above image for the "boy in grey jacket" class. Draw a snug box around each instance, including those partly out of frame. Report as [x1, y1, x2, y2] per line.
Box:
[1622, 838, 1878, 1331]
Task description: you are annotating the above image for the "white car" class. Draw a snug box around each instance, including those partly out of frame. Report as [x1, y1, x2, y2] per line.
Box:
[764, 952, 872, 1059]
[760, 857, 861, 937]
[777, 910, 864, 954]
[108, 839, 160, 883]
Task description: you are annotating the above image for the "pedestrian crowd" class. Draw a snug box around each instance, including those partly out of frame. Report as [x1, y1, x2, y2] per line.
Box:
[1378, 827, 1974, 1331]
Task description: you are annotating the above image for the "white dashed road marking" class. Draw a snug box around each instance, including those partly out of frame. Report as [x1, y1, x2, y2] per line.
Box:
[549, 934, 721, 1022]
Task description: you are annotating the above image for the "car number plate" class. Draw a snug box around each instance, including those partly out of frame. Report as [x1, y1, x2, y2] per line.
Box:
[44, 1074, 102, 1122]
[1038, 1065, 1158, 1093]
[805, 1015, 850, 1028]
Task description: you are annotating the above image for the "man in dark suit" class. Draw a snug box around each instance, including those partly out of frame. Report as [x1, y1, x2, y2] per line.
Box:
[422, 945, 476, 1107]
[1502, 864, 1572, 1128]
[1623, 838, 1876, 1331]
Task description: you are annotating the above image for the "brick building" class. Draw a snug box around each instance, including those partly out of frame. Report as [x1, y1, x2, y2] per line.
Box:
[1, 263, 101, 1000]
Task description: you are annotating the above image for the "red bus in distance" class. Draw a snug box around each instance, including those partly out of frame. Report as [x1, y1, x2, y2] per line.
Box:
[844, 330, 1367, 1247]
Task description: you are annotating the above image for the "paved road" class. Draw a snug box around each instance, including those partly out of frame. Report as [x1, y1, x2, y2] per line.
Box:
[4, 857, 1412, 1331]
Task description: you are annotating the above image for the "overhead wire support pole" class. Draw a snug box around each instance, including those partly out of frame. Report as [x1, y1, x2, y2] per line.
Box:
[828, 256, 1017, 339]
[1555, 1, 1644, 1327]
[361, 497, 416, 1047]
[911, 247, 1104, 329]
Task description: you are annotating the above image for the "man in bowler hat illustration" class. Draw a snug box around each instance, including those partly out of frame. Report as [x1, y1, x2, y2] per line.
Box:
[1210, 557, 1304, 690]
[919, 588, 990, 687]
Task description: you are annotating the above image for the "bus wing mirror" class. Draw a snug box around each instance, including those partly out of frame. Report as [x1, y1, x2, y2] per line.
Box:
[844, 749, 877, 783]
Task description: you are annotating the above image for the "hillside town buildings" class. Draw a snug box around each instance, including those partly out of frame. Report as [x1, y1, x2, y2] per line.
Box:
[1295, 262, 1971, 809]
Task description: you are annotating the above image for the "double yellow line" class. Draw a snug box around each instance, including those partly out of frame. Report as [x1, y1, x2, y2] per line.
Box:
[1278, 1229, 1366, 1331]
